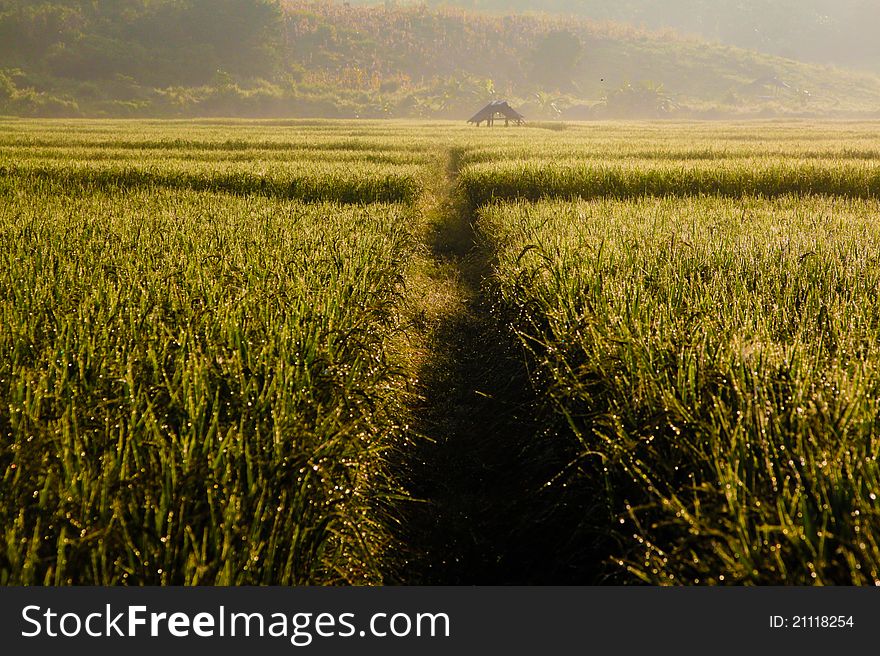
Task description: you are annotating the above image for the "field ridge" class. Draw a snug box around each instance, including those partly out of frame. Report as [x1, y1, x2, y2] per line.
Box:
[392, 146, 609, 583]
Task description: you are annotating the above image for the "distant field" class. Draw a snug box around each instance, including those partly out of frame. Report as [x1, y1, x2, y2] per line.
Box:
[0, 122, 434, 205]
[2, 119, 880, 585]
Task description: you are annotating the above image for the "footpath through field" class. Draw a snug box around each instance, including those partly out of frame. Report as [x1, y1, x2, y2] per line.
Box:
[391, 146, 607, 584]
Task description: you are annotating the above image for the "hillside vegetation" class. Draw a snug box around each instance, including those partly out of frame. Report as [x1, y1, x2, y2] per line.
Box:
[2, 0, 880, 118]
[349, 0, 880, 75]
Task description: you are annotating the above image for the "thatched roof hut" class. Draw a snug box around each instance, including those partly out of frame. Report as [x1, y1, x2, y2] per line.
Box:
[467, 100, 525, 127]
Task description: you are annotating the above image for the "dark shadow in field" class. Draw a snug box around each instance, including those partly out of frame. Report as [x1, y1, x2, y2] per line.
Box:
[388, 150, 616, 584]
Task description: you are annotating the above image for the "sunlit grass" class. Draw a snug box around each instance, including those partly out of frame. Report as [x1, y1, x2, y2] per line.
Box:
[0, 180, 413, 584]
[6, 119, 880, 586]
[481, 195, 880, 584]
[459, 158, 880, 207]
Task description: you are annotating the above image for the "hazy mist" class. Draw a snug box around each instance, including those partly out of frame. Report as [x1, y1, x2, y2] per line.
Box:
[350, 0, 880, 73]
[1, 0, 879, 119]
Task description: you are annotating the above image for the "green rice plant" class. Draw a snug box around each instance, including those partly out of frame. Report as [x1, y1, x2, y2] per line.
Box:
[8, 117, 880, 587]
[0, 146, 433, 166]
[461, 145, 880, 165]
[0, 159, 423, 205]
[481, 195, 880, 584]
[0, 179, 413, 584]
[459, 158, 880, 207]
[0, 118, 459, 153]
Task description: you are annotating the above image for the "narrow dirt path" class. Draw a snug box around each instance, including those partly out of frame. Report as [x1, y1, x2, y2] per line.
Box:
[389, 147, 609, 584]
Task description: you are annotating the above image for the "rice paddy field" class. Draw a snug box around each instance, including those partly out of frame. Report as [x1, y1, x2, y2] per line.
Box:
[2, 118, 880, 585]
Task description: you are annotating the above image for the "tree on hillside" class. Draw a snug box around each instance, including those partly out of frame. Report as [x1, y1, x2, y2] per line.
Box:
[0, 0, 283, 85]
[529, 30, 582, 91]
[0, 1, 85, 66]
[603, 80, 676, 118]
